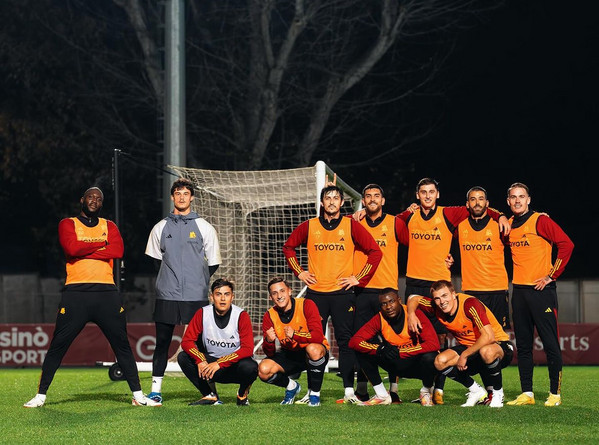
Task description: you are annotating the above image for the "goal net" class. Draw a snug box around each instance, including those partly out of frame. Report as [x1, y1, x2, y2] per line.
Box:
[169, 161, 361, 331]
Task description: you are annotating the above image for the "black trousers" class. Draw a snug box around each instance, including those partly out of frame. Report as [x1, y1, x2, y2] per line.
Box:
[356, 351, 437, 389]
[512, 285, 562, 394]
[306, 290, 356, 388]
[39, 289, 141, 394]
[177, 351, 258, 397]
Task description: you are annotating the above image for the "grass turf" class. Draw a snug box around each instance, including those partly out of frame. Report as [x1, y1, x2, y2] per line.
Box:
[4, 366, 599, 444]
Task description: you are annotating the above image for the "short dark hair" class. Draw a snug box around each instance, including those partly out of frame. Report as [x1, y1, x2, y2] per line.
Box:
[378, 288, 399, 299]
[361, 183, 384, 198]
[171, 177, 194, 196]
[466, 186, 487, 200]
[211, 278, 234, 293]
[507, 182, 530, 197]
[320, 185, 344, 202]
[267, 276, 292, 293]
[430, 279, 454, 295]
[416, 178, 439, 193]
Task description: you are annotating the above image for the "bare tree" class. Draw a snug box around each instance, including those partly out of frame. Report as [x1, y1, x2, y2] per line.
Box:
[111, 0, 499, 169]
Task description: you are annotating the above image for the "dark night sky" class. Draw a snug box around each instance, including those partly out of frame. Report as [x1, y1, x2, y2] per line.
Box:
[399, 0, 598, 278]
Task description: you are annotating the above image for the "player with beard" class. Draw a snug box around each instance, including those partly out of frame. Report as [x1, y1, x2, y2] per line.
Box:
[283, 185, 382, 404]
[24, 187, 159, 408]
[456, 187, 510, 329]
[395, 178, 509, 404]
[352, 184, 409, 403]
[453, 186, 511, 405]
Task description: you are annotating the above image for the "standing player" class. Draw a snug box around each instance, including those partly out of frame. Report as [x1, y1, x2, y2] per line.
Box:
[177, 279, 258, 406]
[145, 177, 221, 404]
[396, 177, 509, 404]
[24, 187, 159, 408]
[456, 186, 510, 329]
[407, 280, 514, 407]
[353, 184, 408, 402]
[349, 289, 439, 406]
[455, 186, 511, 404]
[283, 184, 382, 404]
[258, 277, 329, 407]
[504, 183, 574, 407]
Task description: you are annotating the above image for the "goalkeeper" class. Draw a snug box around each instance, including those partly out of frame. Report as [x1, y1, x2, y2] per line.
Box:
[259, 277, 329, 407]
[349, 289, 439, 406]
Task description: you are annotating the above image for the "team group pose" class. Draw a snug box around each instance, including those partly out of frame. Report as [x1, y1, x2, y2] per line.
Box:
[24, 178, 573, 409]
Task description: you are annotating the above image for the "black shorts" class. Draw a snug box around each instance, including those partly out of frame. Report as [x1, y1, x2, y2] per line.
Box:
[451, 340, 515, 374]
[268, 348, 329, 376]
[153, 299, 208, 324]
[464, 290, 511, 330]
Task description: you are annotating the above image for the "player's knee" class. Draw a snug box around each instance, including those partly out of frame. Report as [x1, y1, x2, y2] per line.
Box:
[258, 360, 274, 381]
[305, 344, 325, 361]
[434, 353, 450, 370]
[480, 345, 502, 364]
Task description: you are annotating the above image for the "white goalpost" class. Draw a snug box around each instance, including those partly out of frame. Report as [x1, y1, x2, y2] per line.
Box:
[169, 161, 362, 361]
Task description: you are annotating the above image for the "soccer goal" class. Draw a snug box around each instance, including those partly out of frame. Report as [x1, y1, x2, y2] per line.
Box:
[170, 161, 361, 357]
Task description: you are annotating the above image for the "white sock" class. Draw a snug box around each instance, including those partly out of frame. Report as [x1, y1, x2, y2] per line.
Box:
[433, 388, 443, 394]
[524, 391, 534, 397]
[389, 382, 398, 393]
[494, 388, 504, 398]
[36, 394, 47, 402]
[286, 379, 298, 391]
[310, 391, 320, 397]
[373, 383, 388, 398]
[151, 376, 163, 393]
[345, 387, 355, 397]
[132, 390, 144, 401]
[468, 382, 482, 392]
[421, 386, 432, 394]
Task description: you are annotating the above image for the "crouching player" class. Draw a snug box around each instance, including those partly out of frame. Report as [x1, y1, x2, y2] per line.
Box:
[177, 279, 258, 406]
[407, 280, 514, 407]
[259, 277, 329, 407]
[349, 289, 440, 406]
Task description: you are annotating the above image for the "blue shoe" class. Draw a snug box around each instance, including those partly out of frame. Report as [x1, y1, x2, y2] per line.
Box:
[308, 394, 321, 407]
[281, 382, 301, 405]
[147, 392, 163, 404]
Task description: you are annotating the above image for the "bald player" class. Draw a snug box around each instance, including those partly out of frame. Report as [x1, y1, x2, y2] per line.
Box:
[24, 187, 158, 408]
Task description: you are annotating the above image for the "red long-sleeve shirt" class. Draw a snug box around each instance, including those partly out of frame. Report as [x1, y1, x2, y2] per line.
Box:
[283, 216, 382, 288]
[58, 217, 124, 260]
[261, 298, 326, 357]
[180, 307, 254, 368]
[349, 309, 439, 358]
[507, 212, 574, 281]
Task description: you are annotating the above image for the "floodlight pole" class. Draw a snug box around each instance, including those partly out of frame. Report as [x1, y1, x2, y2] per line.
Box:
[162, 0, 186, 218]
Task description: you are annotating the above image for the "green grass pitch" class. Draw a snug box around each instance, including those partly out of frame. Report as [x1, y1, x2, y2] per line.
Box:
[4, 366, 599, 444]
